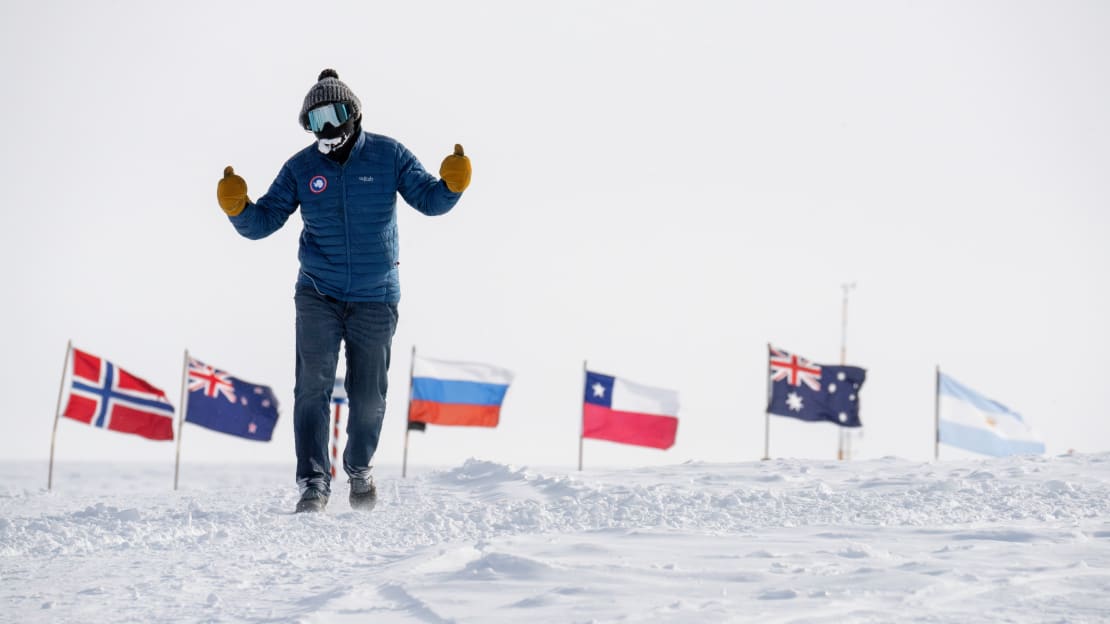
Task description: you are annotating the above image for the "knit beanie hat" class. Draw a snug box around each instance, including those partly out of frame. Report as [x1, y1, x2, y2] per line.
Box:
[299, 69, 362, 129]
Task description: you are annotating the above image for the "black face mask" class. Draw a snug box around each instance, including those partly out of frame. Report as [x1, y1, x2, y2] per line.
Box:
[314, 115, 359, 155]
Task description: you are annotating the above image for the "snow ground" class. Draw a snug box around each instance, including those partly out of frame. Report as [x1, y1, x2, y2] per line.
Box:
[2, 454, 1110, 623]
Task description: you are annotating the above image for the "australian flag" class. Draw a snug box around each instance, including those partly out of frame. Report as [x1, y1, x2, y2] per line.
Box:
[185, 358, 279, 441]
[766, 345, 866, 427]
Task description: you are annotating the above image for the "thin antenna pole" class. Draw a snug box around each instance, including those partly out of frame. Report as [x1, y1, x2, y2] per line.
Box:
[578, 360, 586, 471]
[763, 343, 771, 461]
[48, 340, 72, 491]
[838, 282, 856, 460]
[934, 365, 941, 461]
[840, 283, 855, 364]
[402, 345, 416, 478]
[173, 349, 190, 490]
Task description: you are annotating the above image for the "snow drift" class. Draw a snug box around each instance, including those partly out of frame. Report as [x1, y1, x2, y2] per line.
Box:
[3, 453, 1110, 622]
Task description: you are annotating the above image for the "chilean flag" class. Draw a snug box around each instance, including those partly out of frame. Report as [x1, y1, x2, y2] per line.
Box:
[408, 355, 514, 428]
[61, 348, 175, 441]
[583, 370, 679, 450]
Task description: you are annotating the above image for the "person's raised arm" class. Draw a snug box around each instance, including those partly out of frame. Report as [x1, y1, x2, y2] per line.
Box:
[397, 143, 469, 216]
[217, 164, 299, 239]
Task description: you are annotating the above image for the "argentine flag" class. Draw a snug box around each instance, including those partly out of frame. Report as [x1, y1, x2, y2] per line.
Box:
[937, 372, 1045, 457]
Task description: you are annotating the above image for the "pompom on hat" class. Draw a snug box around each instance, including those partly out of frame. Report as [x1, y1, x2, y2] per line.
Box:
[299, 69, 362, 129]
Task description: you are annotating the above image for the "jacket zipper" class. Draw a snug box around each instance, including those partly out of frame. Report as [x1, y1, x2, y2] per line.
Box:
[340, 159, 351, 297]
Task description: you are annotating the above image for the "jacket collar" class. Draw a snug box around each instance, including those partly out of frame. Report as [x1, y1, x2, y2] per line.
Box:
[309, 131, 368, 167]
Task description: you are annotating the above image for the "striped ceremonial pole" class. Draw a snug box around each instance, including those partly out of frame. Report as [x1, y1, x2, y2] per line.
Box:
[330, 376, 347, 479]
[331, 404, 340, 478]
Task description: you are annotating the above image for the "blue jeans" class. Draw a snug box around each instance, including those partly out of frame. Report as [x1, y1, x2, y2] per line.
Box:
[293, 285, 398, 495]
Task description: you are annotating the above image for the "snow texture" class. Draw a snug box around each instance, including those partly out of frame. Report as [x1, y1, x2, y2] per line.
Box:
[3, 453, 1110, 622]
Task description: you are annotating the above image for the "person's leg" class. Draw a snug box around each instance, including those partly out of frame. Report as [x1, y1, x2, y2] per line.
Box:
[293, 287, 344, 496]
[342, 302, 398, 481]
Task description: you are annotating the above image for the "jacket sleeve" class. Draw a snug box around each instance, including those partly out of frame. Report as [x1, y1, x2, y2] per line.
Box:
[228, 162, 299, 239]
[396, 143, 461, 216]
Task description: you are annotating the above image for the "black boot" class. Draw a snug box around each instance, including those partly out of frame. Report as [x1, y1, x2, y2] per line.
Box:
[349, 477, 377, 511]
[295, 488, 328, 513]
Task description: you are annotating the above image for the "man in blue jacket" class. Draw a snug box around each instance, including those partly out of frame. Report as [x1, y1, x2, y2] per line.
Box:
[216, 69, 470, 513]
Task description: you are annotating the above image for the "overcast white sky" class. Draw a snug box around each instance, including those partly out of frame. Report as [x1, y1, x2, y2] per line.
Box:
[1, 1, 1107, 472]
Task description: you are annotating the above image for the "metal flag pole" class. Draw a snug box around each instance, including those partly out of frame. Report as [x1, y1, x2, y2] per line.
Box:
[763, 343, 771, 461]
[173, 349, 190, 490]
[838, 282, 857, 460]
[402, 345, 416, 478]
[934, 365, 941, 461]
[48, 340, 72, 491]
[578, 360, 587, 471]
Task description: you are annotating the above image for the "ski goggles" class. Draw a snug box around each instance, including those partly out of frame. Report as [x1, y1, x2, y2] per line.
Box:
[305, 102, 351, 132]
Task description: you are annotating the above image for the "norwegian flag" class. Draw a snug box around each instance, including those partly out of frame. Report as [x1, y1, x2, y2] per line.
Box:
[61, 348, 175, 441]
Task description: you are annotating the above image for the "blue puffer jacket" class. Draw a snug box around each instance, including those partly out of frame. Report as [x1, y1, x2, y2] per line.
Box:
[229, 132, 460, 302]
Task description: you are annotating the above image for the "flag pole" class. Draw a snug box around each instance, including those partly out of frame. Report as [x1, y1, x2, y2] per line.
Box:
[173, 349, 190, 490]
[48, 340, 72, 491]
[402, 425, 410, 478]
[402, 345, 415, 478]
[838, 282, 856, 460]
[934, 365, 940, 461]
[578, 360, 586, 471]
[763, 343, 771, 460]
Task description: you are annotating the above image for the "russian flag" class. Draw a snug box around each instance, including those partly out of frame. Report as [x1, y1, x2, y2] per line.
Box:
[583, 370, 679, 450]
[408, 355, 514, 428]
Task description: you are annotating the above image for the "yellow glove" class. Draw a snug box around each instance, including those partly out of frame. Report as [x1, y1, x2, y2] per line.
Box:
[439, 144, 471, 193]
[217, 166, 250, 216]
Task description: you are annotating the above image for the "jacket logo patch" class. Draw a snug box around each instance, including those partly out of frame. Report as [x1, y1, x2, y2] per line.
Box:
[309, 175, 328, 194]
[358, 176, 374, 183]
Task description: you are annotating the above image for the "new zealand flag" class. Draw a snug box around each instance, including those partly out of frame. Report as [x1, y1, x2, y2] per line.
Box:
[185, 358, 279, 441]
[766, 345, 866, 428]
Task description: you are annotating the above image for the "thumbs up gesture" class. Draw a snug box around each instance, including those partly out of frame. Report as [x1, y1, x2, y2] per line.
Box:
[217, 166, 250, 216]
[439, 144, 471, 193]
